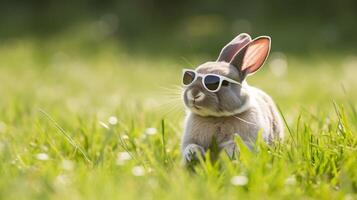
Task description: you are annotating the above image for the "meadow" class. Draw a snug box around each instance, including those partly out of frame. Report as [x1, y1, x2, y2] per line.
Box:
[0, 30, 356, 199]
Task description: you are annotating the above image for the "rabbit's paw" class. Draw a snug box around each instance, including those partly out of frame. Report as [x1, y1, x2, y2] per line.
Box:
[183, 144, 205, 164]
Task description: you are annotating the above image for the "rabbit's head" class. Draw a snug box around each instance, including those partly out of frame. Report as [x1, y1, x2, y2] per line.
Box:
[182, 33, 271, 117]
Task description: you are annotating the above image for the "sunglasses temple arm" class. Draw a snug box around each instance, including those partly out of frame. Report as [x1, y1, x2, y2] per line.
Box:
[223, 77, 242, 86]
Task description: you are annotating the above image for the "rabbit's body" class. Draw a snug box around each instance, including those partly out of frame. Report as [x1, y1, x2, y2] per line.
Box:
[182, 84, 283, 158]
[181, 33, 284, 164]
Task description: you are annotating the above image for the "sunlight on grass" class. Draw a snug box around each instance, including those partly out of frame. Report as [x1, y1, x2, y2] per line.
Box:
[0, 36, 356, 199]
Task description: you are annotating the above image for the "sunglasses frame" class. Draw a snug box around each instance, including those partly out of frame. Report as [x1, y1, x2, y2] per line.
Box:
[182, 69, 241, 92]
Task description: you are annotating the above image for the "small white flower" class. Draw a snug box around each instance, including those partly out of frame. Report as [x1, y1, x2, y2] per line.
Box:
[121, 134, 129, 140]
[230, 175, 248, 186]
[132, 165, 145, 176]
[61, 160, 74, 171]
[285, 175, 296, 186]
[116, 152, 132, 166]
[145, 127, 157, 136]
[36, 153, 49, 161]
[108, 116, 118, 125]
[99, 121, 109, 129]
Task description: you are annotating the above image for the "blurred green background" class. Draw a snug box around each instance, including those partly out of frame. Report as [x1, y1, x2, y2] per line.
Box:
[1, 0, 357, 113]
[1, 0, 357, 56]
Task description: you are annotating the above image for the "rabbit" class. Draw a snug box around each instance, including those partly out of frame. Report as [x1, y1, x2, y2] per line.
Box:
[181, 33, 284, 164]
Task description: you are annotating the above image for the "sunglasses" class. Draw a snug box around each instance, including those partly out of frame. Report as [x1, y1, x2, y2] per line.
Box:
[182, 69, 241, 92]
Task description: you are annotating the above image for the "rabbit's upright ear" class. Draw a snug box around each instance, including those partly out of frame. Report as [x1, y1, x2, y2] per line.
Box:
[217, 33, 252, 62]
[230, 36, 271, 79]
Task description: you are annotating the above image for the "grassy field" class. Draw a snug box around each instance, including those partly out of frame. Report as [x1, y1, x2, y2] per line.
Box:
[0, 35, 356, 200]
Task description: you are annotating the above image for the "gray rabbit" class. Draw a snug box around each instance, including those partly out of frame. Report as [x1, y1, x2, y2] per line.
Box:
[181, 33, 284, 164]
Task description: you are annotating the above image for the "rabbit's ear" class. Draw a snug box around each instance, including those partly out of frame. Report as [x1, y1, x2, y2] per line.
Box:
[217, 33, 252, 62]
[230, 36, 271, 78]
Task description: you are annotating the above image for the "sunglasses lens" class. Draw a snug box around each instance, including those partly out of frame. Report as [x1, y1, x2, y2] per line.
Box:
[204, 75, 220, 91]
[183, 71, 195, 85]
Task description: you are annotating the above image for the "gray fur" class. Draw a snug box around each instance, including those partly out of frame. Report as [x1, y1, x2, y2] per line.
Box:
[181, 33, 284, 164]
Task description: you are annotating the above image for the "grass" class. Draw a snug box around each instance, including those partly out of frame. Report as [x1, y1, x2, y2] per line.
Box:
[0, 35, 356, 200]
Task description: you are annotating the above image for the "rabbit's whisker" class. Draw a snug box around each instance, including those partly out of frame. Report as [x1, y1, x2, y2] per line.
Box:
[232, 115, 257, 126]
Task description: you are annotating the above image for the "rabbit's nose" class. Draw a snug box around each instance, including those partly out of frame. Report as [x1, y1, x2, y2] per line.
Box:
[188, 89, 205, 102]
